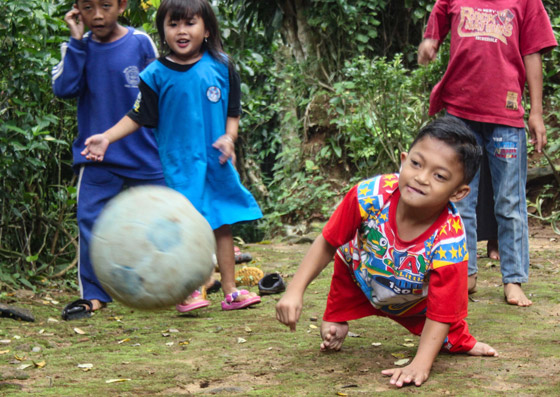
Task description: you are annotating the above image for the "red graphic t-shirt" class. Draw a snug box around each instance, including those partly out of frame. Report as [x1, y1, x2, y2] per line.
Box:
[323, 174, 469, 323]
[424, 0, 557, 127]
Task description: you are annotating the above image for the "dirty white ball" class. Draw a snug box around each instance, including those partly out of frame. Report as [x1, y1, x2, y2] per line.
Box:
[91, 186, 216, 310]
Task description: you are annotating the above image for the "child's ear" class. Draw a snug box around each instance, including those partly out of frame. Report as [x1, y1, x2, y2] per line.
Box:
[449, 184, 471, 203]
[399, 152, 408, 173]
[118, 0, 128, 14]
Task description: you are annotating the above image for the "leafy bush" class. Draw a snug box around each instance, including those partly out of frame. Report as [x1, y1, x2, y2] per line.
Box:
[0, 0, 79, 290]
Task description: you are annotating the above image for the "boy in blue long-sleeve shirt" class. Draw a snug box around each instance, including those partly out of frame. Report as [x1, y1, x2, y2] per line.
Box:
[52, 0, 165, 320]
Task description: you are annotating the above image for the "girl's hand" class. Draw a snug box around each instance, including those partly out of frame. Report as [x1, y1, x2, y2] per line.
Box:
[381, 361, 431, 387]
[81, 134, 110, 162]
[212, 134, 236, 165]
[64, 6, 84, 41]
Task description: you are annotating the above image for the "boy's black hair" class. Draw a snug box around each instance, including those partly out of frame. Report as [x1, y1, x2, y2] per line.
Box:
[410, 116, 482, 185]
[156, 0, 226, 62]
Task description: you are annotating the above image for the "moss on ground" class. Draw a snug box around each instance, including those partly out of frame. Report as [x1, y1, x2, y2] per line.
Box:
[1, 226, 559, 396]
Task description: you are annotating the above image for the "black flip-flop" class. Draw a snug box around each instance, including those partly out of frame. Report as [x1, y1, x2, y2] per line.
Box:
[61, 299, 93, 321]
[206, 279, 222, 294]
[0, 303, 35, 322]
[258, 273, 286, 295]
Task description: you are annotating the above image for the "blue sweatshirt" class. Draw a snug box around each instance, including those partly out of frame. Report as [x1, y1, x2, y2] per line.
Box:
[52, 27, 163, 178]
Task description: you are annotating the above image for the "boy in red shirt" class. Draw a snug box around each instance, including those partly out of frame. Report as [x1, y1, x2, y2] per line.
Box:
[276, 117, 498, 388]
[417, 0, 557, 306]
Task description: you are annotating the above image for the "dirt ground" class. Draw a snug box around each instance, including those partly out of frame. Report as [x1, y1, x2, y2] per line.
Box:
[0, 221, 559, 396]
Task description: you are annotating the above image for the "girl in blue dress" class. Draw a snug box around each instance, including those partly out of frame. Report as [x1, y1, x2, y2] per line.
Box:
[82, 0, 263, 311]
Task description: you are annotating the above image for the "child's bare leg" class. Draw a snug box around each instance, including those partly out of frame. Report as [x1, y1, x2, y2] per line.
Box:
[504, 283, 532, 307]
[320, 321, 349, 351]
[467, 342, 499, 357]
[215, 225, 258, 301]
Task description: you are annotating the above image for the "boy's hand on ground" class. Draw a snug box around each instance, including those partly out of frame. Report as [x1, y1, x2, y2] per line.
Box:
[82, 134, 109, 162]
[381, 362, 430, 387]
[64, 7, 84, 41]
[212, 135, 236, 165]
[275, 293, 303, 331]
[417, 39, 439, 65]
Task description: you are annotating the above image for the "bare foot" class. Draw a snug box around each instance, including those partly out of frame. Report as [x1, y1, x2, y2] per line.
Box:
[504, 283, 532, 307]
[320, 321, 349, 351]
[90, 299, 106, 311]
[487, 239, 500, 260]
[467, 341, 499, 357]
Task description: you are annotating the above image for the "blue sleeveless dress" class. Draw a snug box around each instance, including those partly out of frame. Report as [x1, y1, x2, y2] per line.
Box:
[139, 53, 262, 229]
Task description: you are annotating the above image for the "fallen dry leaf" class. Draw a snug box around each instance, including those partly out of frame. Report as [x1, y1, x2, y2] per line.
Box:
[394, 358, 410, 366]
[371, 342, 382, 347]
[237, 337, 247, 344]
[391, 352, 406, 359]
[105, 378, 131, 383]
[33, 360, 46, 368]
[73, 328, 86, 335]
[17, 363, 33, 370]
[117, 338, 131, 344]
[0, 350, 10, 355]
[78, 363, 93, 369]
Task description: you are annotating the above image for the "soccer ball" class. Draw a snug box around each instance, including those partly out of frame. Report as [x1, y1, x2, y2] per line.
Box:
[90, 185, 216, 310]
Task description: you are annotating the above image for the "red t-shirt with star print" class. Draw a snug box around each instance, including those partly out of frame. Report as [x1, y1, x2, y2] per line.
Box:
[322, 174, 469, 323]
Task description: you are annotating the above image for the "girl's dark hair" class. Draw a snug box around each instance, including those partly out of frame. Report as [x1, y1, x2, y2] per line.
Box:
[409, 116, 482, 185]
[156, 0, 226, 62]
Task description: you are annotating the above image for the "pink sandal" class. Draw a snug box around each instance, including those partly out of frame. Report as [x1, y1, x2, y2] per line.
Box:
[221, 290, 261, 311]
[176, 290, 210, 313]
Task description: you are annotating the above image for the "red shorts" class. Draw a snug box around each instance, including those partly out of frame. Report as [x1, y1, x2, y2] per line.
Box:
[323, 256, 477, 353]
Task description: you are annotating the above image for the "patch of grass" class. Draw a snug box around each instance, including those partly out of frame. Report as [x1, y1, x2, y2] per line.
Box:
[1, 231, 560, 395]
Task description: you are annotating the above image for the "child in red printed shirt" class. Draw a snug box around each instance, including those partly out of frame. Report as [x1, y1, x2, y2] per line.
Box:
[276, 116, 498, 388]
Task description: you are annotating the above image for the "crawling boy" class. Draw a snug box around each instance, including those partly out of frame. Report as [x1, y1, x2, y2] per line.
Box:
[276, 116, 498, 387]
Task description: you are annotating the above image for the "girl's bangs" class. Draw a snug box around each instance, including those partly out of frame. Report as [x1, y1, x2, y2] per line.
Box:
[167, 2, 202, 21]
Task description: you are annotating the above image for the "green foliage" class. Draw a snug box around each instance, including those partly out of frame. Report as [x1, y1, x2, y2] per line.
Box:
[328, 54, 428, 179]
[0, 0, 78, 290]
[1, 0, 559, 288]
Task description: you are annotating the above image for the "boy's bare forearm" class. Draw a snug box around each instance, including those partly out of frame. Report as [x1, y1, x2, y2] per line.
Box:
[412, 318, 449, 369]
[286, 234, 337, 296]
[524, 52, 547, 152]
[382, 318, 449, 387]
[524, 53, 544, 116]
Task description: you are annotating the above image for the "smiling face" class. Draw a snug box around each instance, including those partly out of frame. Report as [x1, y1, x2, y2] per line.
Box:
[398, 136, 470, 213]
[76, 0, 127, 43]
[163, 13, 208, 64]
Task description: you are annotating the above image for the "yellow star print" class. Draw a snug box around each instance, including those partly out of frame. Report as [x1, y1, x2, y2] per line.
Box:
[437, 246, 447, 259]
[359, 186, 371, 196]
[383, 178, 398, 188]
[452, 219, 462, 233]
[449, 246, 458, 259]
